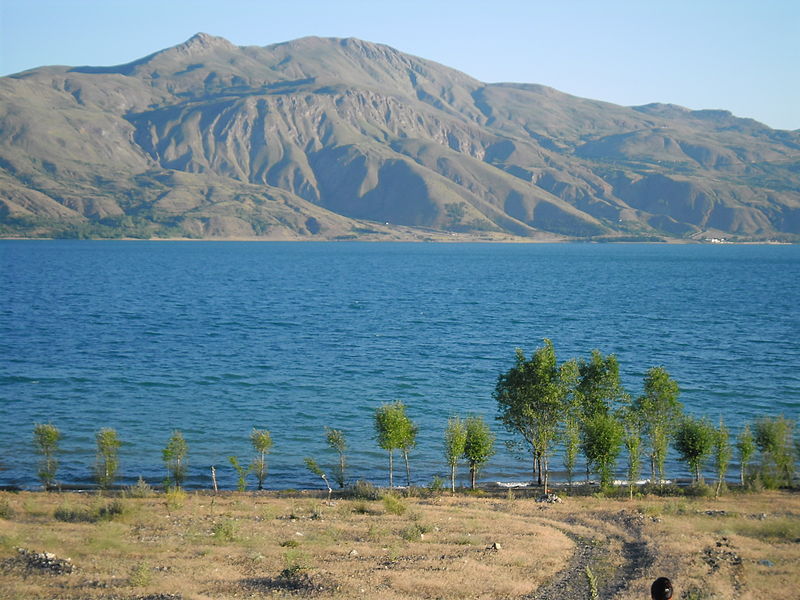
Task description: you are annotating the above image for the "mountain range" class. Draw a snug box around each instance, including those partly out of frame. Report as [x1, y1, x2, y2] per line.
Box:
[2, 33, 799, 241]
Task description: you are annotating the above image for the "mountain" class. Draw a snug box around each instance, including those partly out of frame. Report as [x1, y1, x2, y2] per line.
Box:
[2, 33, 799, 241]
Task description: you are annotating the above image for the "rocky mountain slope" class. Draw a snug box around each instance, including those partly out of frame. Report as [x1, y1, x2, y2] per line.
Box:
[2, 33, 799, 240]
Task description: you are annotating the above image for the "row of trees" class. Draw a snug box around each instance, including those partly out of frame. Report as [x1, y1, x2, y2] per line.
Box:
[29, 340, 797, 492]
[494, 340, 797, 495]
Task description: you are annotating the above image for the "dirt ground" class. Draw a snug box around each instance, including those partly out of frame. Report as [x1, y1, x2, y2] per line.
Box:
[0, 488, 798, 599]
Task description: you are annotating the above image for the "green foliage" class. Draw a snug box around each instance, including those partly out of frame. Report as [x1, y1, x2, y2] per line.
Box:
[375, 401, 417, 488]
[673, 416, 716, 483]
[713, 418, 732, 497]
[584, 566, 599, 600]
[162, 430, 188, 489]
[382, 493, 407, 515]
[753, 416, 795, 487]
[164, 487, 187, 512]
[304, 457, 332, 498]
[128, 562, 152, 587]
[0, 497, 14, 520]
[577, 350, 625, 418]
[633, 367, 682, 483]
[95, 428, 121, 490]
[229, 456, 252, 492]
[54, 499, 126, 523]
[494, 340, 572, 492]
[582, 412, 624, 489]
[126, 476, 154, 498]
[620, 407, 643, 498]
[250, 428, 273, 490]
[736, 424, 756, 486]
[325, 427, 347, 487]
[463, 416, 495, 489]
[349, 479, 380, 500]
[33, 423, 61, 489]
[212, 518, 239, 542]
[444, 417, 467, 492]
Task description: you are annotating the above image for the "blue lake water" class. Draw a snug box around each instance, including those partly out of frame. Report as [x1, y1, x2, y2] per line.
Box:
[1, 241, 798, 490]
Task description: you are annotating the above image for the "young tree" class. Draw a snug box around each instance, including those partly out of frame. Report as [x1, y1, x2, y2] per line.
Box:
[444, 417, 467, 493]
[673, 416, 715, 484]
[228, 456, 251, 492]
[250, 428, 273, 490]
[325, 427, 347, 488]
[633, 367, 682, 484]
[577, 350, 625, 418]
[754, 416, 795, 487]
[162, 430, 188, 489]
[620, 405, 643, 499]
[33, 423, 60, 490]
[95, 428, 121, 491]
[713, 418, 732, 497]
[463, 416, 495, 489]
[375, 402, 417, 488]
[582, 412, 623, 489]
[562, 411, 581, 489]
[736, 424, 756, 486]
[304, 457, 332, 500]
[495, 340, 572, 492]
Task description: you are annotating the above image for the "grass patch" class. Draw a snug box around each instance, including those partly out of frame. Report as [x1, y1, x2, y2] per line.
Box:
[722, 518, 800, 541]
[211, 518, 239, 542]
[382, 493, 406, 515]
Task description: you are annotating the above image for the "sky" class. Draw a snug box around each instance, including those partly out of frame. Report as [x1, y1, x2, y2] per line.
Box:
[1, 0, 798, 130]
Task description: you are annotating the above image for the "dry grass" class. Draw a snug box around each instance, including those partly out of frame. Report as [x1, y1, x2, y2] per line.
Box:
[0, 489, 797, 599]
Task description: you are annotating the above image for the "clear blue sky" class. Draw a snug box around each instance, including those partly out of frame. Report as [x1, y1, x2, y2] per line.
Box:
[2, 0, 798, 130]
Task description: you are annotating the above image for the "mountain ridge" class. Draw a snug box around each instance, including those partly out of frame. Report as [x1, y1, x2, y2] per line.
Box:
[1, 33, 798, 241]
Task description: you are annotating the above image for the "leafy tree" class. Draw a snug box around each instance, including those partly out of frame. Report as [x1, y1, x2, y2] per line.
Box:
[736, 424, 756, 486]
[577, 350, 625, 418]
[162, 430, 188, 489]
[228, 456, 251, 492]
[463, 416, 495, 489]
[375, 402, 417, 488]
[95, 428, 121, 490]
[673, 416, 715, 483]
[562, 411, 581, 489]
[495, 340, 573, 492]
[713, 418, 732, 497]
[620, 405, 643, 499]
[444, 417, 467, 492]
[754, 416, 795, 487]
[304, 457, 332, 500]
[33, 423, 60, 490]
[325, 427, 347, 488]
[250, 428, 273, 490]
[582, 412, 623, 489]
[633, 367, 682, 484]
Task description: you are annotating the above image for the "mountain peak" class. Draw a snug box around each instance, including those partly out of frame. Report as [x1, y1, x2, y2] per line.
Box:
[174, 32, 236, 54]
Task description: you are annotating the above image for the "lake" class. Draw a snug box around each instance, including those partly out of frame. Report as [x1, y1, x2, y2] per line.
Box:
[1, 241, 798, 489]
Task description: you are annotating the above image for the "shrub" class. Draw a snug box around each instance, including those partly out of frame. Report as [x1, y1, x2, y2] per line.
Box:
[382, 493, 406, 515]
[212, 519, 238, 542]
[165, 487, 187, 512]
[349, 480, 380, 500]
[128, 562, 152, 587]
[0, 498, 14, 520]
[126, 476, 154, 498]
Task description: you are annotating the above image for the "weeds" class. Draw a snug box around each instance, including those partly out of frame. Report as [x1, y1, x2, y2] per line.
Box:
[212, 518, 238, 542]
[126, 476, 154, 498]
[54, 499, 126, 523]
[350, 480, 380, 500]
[164, 487, 187, 513]
[382, 493, 406, 515]
[0, 497, 14, 519]
[128, 562, 152, 587]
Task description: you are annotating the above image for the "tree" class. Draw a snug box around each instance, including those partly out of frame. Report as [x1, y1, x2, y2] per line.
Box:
[33, 423, 60, 490]
[250, 428, 273, 490]
[375, 402, 417, 488]
[736, 424, 755, 486]
[713, 418, 732, 498]
[562, 411, 581, 489]
[673, 416, 715, 484]
[304, 457, 332, 500]
[577, 350, 625, 418]
[444, 417, 467, 493]
[95, 428, 121, 491]
[495, 340, 572, 492]
[162, 430, 188, 489]
[620, 405, 643, 499]
[633, 367, 682, 484]
[325, 427, 347, 488]
[582, 412, 623, 489]
[754, 416, 795, 487]
[463, 416, 495, 489]
[228, 456, 251, 492]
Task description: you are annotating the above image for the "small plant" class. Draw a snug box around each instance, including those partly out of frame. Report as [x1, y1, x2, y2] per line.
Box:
[33, 423, 61, 490]
[428, 475, 446, 494]
[96, 499, 126, 520]
[400, 524, 427, 541]
[280, 539, 300, 548]
[382, 493, 406, 515]
[128, 562, 152, 587]
[229, 456, 251, 492]
[95, 428, 121, 490]
[251, 428, 273, 490]
[352, 500, 371, 514]
[0, 498, 14, 520]
[325, 427, 347, 488]
[304, 457, 332, 500]
[162, 430, 188, 489]
[55, 503, 94, 523]
[585, 566, 599, 600]
[282, 548, 310, 575]
[212, 518, 238, 542]
[165, 487, 187, 513]
[350, 479, 380, 500]
[126, 476, 154, 498]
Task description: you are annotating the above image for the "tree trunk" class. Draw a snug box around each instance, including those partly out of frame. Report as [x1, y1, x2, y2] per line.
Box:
[389, 451, 394, 489]
[470, 464, 476, 489]
[536, 453, 543, 487]
[403, 450, 411, 487]
[740, 463, 745, 486]
[339, 453, 346, 488]
[451, 464, 456, 493]
[543, 454, 549, 494]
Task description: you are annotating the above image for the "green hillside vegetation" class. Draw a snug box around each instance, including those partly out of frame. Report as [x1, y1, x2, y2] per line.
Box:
[1, 33, 799, 240]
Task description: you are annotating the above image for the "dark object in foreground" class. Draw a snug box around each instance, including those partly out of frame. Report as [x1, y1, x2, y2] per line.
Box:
[651, 577, 673, 599]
